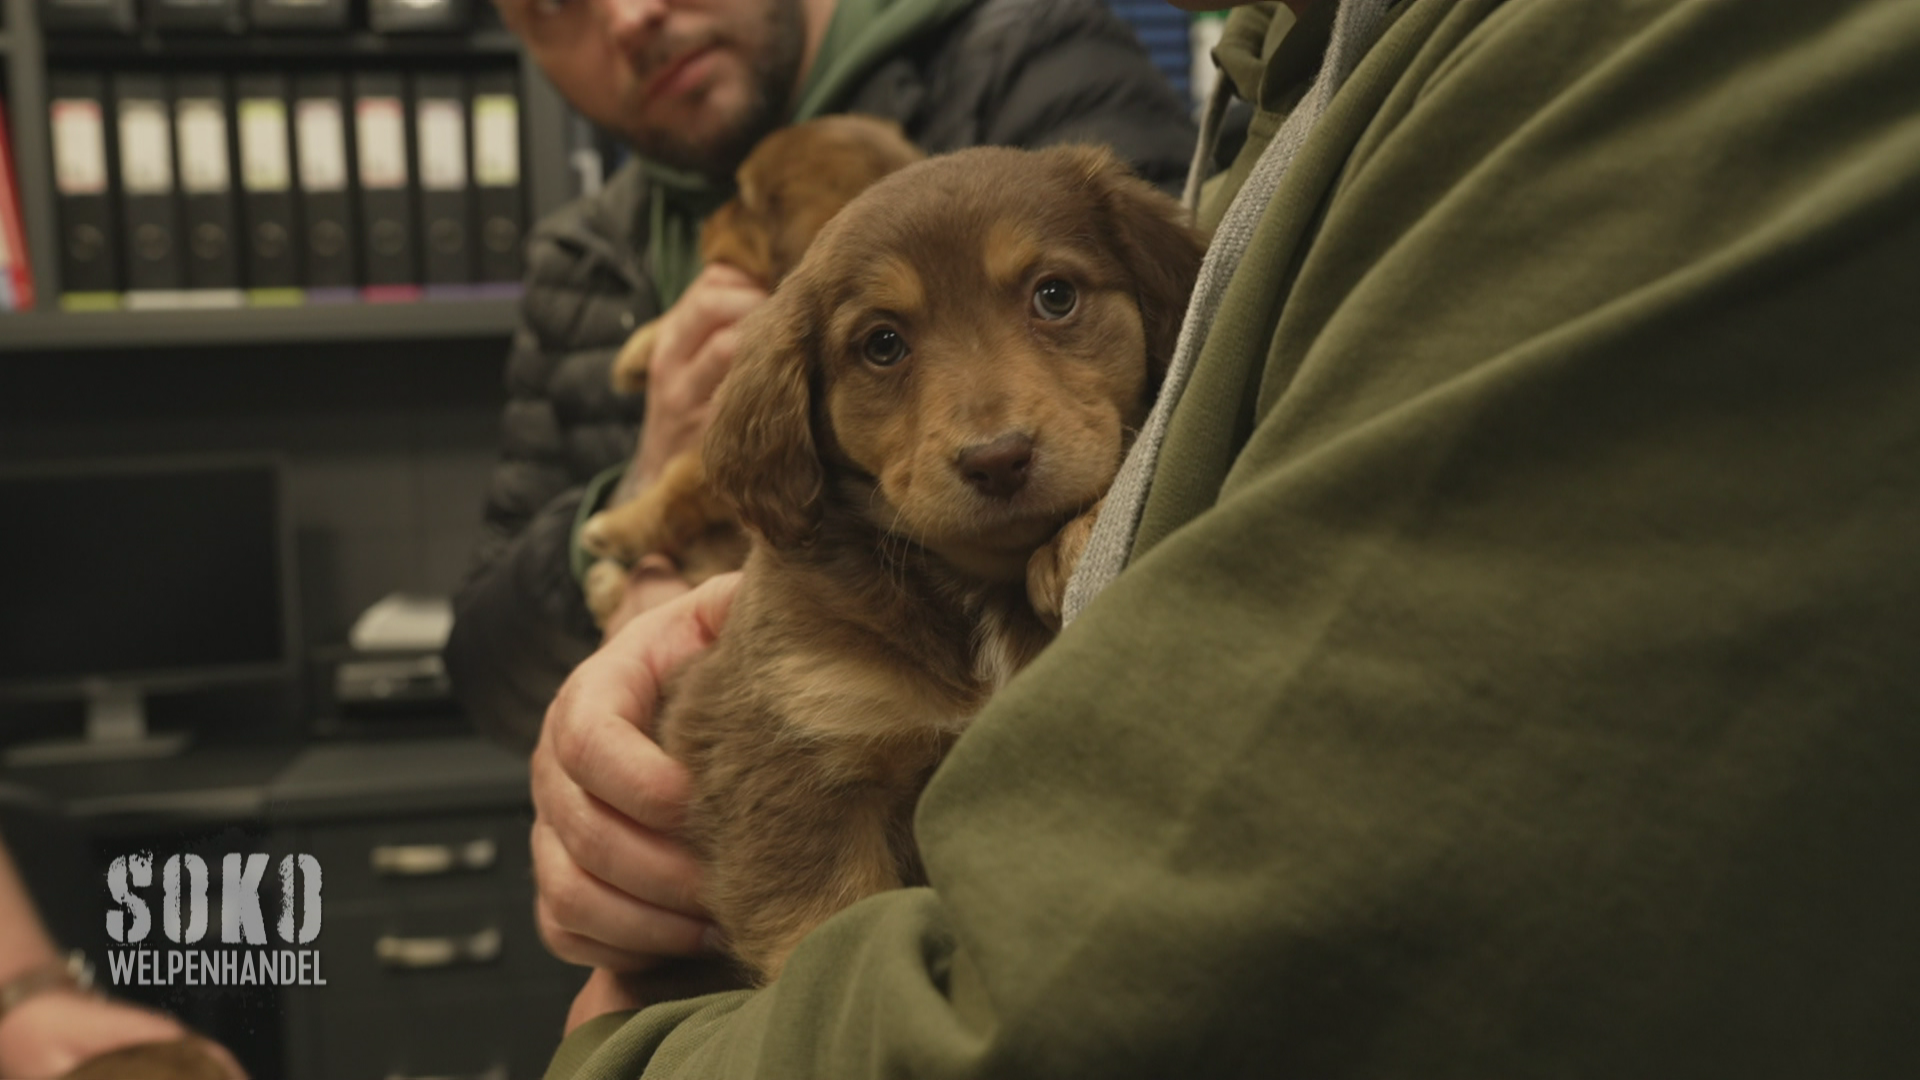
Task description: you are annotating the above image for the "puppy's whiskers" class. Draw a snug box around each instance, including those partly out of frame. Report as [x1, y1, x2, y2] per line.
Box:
[869, 488, 919, 594]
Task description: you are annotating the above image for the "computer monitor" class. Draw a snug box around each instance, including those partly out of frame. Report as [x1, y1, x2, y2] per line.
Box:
[0, 455, 298, 765]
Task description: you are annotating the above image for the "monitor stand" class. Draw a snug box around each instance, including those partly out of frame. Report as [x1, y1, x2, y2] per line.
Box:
[4, 683, 191, 768]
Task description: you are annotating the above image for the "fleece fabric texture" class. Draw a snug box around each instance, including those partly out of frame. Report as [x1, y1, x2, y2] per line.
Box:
[546, 0, 1920, 1076]
[1065, 0, 1393, 621]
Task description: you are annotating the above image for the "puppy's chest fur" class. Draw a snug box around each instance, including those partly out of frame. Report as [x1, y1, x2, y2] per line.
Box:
[654, 533, 1054, 981]
[669, 538, 1051, 762]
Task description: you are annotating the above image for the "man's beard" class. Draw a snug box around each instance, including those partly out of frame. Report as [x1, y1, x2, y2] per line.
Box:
[628, 0, 806, 179]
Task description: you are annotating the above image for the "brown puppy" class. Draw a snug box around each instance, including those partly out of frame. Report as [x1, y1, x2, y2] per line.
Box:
[660, 145, 1205, 982]
[580, 115, 925, 623]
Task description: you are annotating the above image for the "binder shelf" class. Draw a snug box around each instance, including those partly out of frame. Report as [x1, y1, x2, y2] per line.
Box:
[0, 0, 575, 329]
[0, 296, 520, 352]
[40, 30, 523, 62]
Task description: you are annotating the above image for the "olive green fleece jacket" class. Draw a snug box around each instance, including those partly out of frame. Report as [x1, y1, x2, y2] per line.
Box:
[549, 1, 1920, 1076]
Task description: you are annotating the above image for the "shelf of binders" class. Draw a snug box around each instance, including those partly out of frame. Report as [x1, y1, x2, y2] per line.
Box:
[0, 295, 519, 351]
[21, 63, 540, 322]
[2, 0, 580, 326]
[40, 29, 522, 61]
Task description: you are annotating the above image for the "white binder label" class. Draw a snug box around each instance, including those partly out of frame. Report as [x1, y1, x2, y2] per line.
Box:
[295, 99, 348, 193]
[417, 99, 467, 192]
[177, 98, 231, 194]
[239, 99, 292, 193]
[355, 97, 408, 190]
[473, 94, 519, 188]
[119, 100, 175, 196]
[51, 99, 109, 196]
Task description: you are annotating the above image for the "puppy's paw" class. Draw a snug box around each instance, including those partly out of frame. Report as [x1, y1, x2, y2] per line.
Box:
[579, 509, 626, 561]
[1028, 503, 1100, 630]
[583, 557, 629, 628]
[610, 321, 661, 395]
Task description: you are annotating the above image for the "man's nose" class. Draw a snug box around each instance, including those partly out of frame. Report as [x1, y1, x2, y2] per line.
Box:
[599, 0, 667, 53]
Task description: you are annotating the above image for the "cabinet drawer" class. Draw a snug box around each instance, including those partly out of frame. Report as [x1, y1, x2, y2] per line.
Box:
[317, 900, 572, 995]
[303, 812, 531, 908]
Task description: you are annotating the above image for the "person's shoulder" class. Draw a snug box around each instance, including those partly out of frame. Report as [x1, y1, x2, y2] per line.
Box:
[529, 158, 650, 256]
[522, 158, 650, 288]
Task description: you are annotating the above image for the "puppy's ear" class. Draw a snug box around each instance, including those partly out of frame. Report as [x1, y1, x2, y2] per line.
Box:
[704, 281, 824, 549]
[1057, 145, 1207, 385]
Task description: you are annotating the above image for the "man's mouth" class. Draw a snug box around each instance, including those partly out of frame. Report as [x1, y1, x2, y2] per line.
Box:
[645, 44, 719, 102]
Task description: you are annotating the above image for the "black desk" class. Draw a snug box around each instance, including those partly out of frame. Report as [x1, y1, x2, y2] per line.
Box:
[1, 735, 577, 1080]
[13, 735, 530, 825]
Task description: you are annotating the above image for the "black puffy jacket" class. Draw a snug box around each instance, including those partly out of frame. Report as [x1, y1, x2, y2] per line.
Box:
[448, 0, 1198, 752]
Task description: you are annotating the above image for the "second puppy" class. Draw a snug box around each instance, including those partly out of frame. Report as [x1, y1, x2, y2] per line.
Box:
[580, 115, 924, 624]
[661, 145, 1205, 981]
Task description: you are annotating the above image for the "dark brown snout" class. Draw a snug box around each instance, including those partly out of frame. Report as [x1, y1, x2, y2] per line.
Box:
[957, 433, 1035, 498]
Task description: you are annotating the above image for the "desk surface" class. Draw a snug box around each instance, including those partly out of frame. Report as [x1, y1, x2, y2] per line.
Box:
[0, 735, 529, 828]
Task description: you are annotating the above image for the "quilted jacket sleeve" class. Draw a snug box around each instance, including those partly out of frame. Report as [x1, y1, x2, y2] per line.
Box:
[447, 169, 652, 754]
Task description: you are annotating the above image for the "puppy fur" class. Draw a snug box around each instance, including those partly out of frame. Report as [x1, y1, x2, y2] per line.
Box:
[659, 145, 1205, 981]
[580, 116, 925, 623]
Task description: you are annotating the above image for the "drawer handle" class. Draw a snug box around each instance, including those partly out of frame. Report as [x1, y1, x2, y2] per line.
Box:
[370, 839, 497, 877]
[374, 927, 502, 969]
[383, 1067, 508, 1080]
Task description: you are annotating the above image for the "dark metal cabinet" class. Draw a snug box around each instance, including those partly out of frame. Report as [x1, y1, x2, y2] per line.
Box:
[283, 809, 576, 1080]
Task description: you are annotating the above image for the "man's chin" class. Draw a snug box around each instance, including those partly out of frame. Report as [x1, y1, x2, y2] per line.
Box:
[631, 122, 758, 178]
[628, 76, 767, 176]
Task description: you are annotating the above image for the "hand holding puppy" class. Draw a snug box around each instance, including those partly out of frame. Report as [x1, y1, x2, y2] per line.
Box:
[530, 574, 742, 972]
[580, 267, 765, 628]
[626, 265, 769, 490]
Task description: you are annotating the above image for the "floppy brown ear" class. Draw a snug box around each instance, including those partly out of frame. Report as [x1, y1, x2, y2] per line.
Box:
[1056, 145, 1207, 386]
[703, 282, 824, 549]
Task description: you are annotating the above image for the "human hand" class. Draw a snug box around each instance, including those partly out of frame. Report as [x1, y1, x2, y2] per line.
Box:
[564, 967, 646, 1034]
[0, 990, 245, 1079]
[602, 554, 694, 639]
[532, 572, 743, 972]
[630, 264, 769, 488]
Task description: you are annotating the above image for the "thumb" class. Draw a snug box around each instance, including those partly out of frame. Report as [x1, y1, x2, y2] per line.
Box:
[683, 572, 742, 644]
[619, 572, 743, 682]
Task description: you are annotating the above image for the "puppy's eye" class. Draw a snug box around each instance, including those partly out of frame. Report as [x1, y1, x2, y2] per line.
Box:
[1033, 279, 1078, 320]
[862, 327, 908, 367]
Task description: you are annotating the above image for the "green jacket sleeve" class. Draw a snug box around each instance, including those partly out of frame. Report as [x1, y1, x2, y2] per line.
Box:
[552, 1, 1920, 1076]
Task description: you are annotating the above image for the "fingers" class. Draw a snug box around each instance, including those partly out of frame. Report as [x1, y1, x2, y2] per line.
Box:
[531, 728, 702, 909]
[535, 694, 689, 840]
[631, 325, 748, 484]
[565, 967, 649, 1034]
[649, 271, 767, 405]
[529, 731, 711, 968]
[605, 571, 742, 674]
[531, 815, 711, 970]
[630, 264, 767, 484]
[601, 555, 694, 639]
[680, 326, 744, 409]
[529, 575, 745, 969]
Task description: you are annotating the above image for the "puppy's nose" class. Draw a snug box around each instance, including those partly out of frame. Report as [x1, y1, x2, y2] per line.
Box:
[957, 433, 1034, 498]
